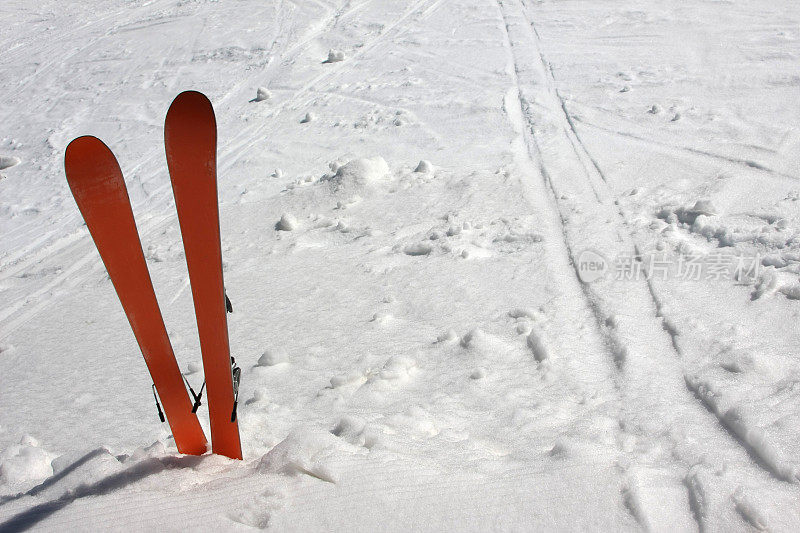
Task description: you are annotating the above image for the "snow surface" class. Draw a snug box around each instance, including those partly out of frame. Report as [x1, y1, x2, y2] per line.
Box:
[2, 0, 800, 530]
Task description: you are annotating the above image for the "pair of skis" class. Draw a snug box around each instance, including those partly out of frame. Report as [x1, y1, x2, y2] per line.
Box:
[64, 91, 242, 459]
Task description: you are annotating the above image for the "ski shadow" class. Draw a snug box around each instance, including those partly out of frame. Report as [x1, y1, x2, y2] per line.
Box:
[0, 448, 109, 508]
[0, 454, 205, 532]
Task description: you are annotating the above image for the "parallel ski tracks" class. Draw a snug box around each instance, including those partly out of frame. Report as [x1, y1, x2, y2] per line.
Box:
[518, 4, 799, 485]
[496, 0, 797, 527]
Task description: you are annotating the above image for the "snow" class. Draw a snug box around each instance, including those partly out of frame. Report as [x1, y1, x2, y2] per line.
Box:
[254, 87, 271, 102]
[275, 213, 298, 231]
[257, 348, 288, 367]
[413, 159, 434, 174]
[2, 0, 800, 530]
[322, 156, 389, 192]
[0, 156, 21, 171]
[0, 437, 55, 486]
[323, 49, 345, 64]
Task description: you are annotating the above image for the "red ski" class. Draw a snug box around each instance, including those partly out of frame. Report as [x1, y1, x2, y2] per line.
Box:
[64, 136, 208, 456]
[165, 91, 242, 459]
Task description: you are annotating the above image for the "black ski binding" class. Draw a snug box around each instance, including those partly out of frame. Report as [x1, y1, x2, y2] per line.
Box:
[230, 357, 241, 422]
[152, 384, 165, 422]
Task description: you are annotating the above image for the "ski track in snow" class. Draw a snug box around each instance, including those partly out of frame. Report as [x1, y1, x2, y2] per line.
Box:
[497, 0, 800, 529]
[2, 0, 800, 529]
[0, 0, 442, 343]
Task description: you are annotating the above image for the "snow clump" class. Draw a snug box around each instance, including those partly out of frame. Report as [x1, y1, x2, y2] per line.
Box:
[436, 329, 459, 343]
[323, 157, 390, 193]
[258, 348, 288, 366]
[324, 49, 345, 63]
[276, 213, 298, 231]
[254, 87, 271, 102]
[414, 160, 434, 173]
[0, 435, 56, 486]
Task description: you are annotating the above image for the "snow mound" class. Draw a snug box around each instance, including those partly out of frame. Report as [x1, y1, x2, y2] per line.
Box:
[258, 348, 288, 366]
[324, 49, 345, 63]
[370, 311, 393, 324]
[460, 328, 486, 349]
[331, 416, 381, 448]
[257, 429, 340, 483]
[0, 155, 21, 170]
[414, 160, 434, 173]
[470, 367, 487, 379]
[300, 112, 315, 124]
[254, 87, 271, 102]
[0, 435, 55, 487]
[323, 157, 390, 193]
[276, 213, 298, 231]
[436, 329, 459, 343]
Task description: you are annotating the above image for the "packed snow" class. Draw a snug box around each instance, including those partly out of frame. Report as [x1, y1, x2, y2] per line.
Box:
[1, 0, 800, 530]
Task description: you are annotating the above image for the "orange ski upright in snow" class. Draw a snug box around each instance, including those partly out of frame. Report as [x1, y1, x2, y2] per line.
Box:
[165, 92, 242, 459]
[64, 136, 208, 456]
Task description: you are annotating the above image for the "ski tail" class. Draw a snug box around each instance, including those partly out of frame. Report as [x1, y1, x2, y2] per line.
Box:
[65, 136, 208, 456]
[165, 92, 242, 459]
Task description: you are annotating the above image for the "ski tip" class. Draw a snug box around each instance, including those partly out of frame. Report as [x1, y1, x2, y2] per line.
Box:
[65, 135, 109, 159]
[168, 91, 213, 114]
[64, 136, 119, 188]
[165, 91, 216, 143]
